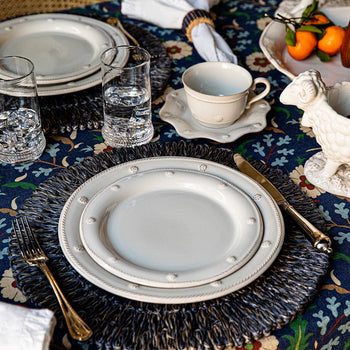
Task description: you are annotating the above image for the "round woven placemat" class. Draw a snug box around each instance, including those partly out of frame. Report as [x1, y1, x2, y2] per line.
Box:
[39, 20, 172, 134]
[9, 141, 330, 349]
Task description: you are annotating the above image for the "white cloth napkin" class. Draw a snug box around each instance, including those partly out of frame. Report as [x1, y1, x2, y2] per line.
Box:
[121, 0, 238, 63]
[0, 302, 56, 350]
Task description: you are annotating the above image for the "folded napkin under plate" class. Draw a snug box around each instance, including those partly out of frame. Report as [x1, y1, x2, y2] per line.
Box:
[0, 302, 56, 350]
[121, 0, 238, 63]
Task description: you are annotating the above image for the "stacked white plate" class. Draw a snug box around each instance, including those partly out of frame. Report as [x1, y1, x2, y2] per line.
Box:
[0, 13, 129, 96]
[58, 157, 285, 304]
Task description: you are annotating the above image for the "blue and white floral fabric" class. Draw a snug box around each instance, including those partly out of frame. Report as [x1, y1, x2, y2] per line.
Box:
[0, 1, 350, 349]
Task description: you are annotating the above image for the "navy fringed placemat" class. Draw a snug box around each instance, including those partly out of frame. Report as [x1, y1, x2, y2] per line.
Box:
[39, 21, 172, 134]
[9, 141, 330, 349]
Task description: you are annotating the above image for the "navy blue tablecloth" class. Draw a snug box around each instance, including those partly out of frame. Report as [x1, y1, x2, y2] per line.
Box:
[1, 1, 350, 349]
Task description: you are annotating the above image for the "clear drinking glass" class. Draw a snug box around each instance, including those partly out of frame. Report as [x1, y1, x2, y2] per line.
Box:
[0, 56, 46, 164]
[100, 45, 153, 148]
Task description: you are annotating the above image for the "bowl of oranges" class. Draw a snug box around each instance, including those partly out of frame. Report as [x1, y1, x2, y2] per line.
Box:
[259, 0, 349, 86]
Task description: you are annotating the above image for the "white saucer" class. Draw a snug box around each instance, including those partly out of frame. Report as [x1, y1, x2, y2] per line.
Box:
[159, 89, 270, 143]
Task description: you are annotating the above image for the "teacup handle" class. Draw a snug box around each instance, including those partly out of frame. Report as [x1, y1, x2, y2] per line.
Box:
[246, 77, 270, 108]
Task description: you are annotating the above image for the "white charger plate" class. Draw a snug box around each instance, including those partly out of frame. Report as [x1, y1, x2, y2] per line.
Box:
[259, 7, 350, 86]
[159, 89, 270, 143]
[80, 168, 263, 288]
[0, 14, 116, 85]
[58, 157, 284, 304]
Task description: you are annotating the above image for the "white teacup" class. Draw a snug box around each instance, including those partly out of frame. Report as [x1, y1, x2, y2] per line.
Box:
[182, 62, 271, 128]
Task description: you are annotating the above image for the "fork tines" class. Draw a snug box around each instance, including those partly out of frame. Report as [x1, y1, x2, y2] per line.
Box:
[12, 216, 47, 264]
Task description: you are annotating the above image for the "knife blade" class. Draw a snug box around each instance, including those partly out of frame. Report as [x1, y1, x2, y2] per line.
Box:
[234, 153, 332, 254]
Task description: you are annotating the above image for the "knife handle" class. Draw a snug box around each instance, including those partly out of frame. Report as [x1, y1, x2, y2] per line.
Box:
[280, 201, 332, 254]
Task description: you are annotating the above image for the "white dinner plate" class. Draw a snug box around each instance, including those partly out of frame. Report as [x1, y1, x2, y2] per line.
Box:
[58, 157, 284, 304]
[159, 89, 270, 143]
[0, 14, 117, 85]
[0, 14, 129, 96]
[259, 7, 350, 86]
[80, 168, 263, 288]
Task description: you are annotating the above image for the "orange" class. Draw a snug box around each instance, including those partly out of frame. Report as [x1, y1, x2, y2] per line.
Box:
[304, 14, 330, 25]
[318, 25, 346, 56]
[287, 30, 318, 60]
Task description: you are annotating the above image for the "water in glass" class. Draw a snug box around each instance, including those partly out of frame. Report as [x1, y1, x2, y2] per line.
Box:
[100, 46, 153, 148]
[102, 86, 153, 148]
[0, 56, 45, 164]
[0, 107, 46, 163]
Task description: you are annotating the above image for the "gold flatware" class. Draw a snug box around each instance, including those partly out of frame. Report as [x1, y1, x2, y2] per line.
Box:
[12, 216, 93, 341]
[234, 154, 332, 254]
[106, 17, 166, 60]
[107, 17, 140, 46]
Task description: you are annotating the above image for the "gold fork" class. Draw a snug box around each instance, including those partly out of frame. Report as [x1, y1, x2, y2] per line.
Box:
[107, 17, 166, 60]
[107, 17, 140, 46]
[12, 216, 93, 341]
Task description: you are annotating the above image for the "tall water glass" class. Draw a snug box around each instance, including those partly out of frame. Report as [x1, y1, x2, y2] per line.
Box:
[0, 56, 45, 164]
[100, 46, 153, 148]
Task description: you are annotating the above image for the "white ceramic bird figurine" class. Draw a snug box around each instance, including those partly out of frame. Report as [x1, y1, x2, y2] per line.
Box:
[280, 69, 350, 178]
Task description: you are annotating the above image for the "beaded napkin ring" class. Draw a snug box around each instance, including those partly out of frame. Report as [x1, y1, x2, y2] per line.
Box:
[182, 9, 215, 42]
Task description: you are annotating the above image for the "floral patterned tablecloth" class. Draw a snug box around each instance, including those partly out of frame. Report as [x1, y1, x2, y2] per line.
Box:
[1, 1, 350, 349]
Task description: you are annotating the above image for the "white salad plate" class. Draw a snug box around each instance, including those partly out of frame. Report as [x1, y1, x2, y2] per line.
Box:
[0, 14, 117, 85]
[58, 157, 284, 304]
[0, 14, 128, 96]
[159, 89, 271, 143]
[80, 168, 264, 288]
[259, 7, 350, 86]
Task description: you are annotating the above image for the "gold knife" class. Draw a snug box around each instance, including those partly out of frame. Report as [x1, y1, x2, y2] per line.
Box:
[234, 153, 332, 254]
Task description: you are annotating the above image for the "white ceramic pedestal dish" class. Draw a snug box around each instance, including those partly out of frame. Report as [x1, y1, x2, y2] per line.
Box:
[259, 7, 350, 86]
[159, 89, 270, 143]
[58, 157, 284, 304]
